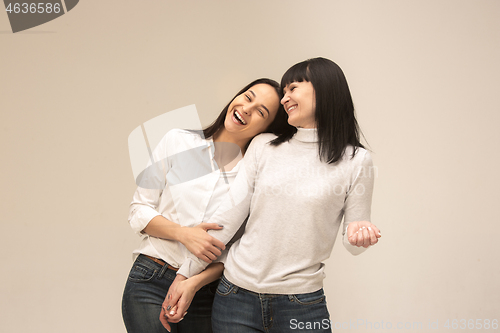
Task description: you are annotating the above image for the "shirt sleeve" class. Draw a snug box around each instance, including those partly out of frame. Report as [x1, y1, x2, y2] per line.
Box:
[212, 217, 247, 264]
[127, 131, 173, 235]
[177, 137, 260, 278]
[342, 149, 375, 255]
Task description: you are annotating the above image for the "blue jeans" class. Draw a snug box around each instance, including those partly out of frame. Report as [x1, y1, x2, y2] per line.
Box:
[122, 254, 217, 333]
[212, 275, 332, 333]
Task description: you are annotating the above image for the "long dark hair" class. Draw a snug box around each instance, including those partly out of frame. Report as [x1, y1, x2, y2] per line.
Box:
[202, 78, 294, 150]
[271, 57, 365, 164]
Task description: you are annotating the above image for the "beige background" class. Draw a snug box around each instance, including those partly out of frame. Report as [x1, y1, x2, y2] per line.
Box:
[1, 0, 499, 332]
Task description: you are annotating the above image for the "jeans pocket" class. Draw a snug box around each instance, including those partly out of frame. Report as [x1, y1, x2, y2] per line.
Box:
[216, 276, 236, 296]
[127, 262, 157, 283]
[291, 289, 325, 305]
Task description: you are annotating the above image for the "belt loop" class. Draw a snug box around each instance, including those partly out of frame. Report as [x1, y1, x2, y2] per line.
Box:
[157, 262, 170, 279]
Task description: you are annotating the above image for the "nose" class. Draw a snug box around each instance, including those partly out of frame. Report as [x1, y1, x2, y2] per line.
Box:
[281, 94, 289, 105]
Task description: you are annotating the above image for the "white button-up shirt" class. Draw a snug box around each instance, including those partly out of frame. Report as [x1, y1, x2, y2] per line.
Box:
[128, 129, 242, 267]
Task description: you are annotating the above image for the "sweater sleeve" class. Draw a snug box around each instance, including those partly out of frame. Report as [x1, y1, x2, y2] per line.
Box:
[127, 131, 173, 235]
[177, 137, 260, 278]
[342, 150, 375, 255]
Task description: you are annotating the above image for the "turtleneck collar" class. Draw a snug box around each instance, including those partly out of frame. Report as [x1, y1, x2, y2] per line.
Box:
[293, 128, 318, 143]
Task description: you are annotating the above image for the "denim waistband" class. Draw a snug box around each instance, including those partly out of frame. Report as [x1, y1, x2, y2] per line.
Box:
[221, 274, 324, 298]
[136, 254, 177, 279]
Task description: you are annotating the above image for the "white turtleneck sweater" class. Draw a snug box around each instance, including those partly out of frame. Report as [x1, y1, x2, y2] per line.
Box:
[177, 128, 374, 294]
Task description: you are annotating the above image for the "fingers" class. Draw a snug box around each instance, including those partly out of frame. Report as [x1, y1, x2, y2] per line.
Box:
[186, 227, 226, 259]
[164, 278, 196, 323]
[198, 223, 226, 251]
[347, 223, 357, 241]
[193, 249, 212, 263]
[202, 250, 217, 263]
[159, 307, 172, 332]
[166, 306, 187, 323]
[200, 222, 224, 231]
[212, 238, 226, 251]
[348, 225, 366, 246]
[361, 227, 370, 248]
[194, 245, 220, 263]
[348, 232, 357, 246]
[355, 227, 366, 247]
[207, 244, 222, 258]
[372, 225, 382, 238]
[200, 257, 213, 264]
[168, 305, 178, 317]
[197, 249, 217, 263]
[163, 304, 186, 325]
[166, 297, 189, 322]
[164, 290, 182, 317]
[196, 242, 225, 263]
[348, 223, 381, 247]
[367, 226, 378, 246]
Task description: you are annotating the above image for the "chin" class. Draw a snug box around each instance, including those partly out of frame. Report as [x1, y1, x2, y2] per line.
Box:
[287, 118, 299, 127]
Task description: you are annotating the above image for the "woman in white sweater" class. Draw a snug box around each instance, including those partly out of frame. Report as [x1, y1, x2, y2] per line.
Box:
[122, 78, 295, 333]
[163, 58, 381, 332]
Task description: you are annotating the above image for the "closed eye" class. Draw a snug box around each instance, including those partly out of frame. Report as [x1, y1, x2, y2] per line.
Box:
[283, 85, 297, 94]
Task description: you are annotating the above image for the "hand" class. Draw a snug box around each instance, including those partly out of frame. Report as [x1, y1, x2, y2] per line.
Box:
[159, 274, 187, 331]
[160, 274, 197, 327]
[159, 306, 172, 332]
[347, 221, 381, 248]
[178, 223, 226, 263]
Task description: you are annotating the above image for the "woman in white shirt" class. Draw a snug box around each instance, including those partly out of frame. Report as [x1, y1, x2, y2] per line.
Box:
[163, 58, 381, 333]
[122, 78, 295, 333]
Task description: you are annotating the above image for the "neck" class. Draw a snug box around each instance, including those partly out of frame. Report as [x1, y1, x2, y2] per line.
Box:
[213, 128, 248, 153]
[211, 129, 245, 171]
[294, 127, 318, 143]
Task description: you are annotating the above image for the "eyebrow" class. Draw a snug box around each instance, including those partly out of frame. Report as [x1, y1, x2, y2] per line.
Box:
[249, 89, 270, 115]
[283, 83, 293, 93]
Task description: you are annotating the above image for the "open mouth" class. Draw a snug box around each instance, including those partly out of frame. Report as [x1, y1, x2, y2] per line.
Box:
[287, 105, 297, 113]
[233, 110, 247, 125]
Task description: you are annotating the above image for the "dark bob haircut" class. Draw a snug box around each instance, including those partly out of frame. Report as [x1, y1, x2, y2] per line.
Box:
[202, 78, 294, 151]
[271, 57, 365, 164]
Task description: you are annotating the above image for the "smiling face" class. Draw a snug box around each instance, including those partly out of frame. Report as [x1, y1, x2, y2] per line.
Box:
[281, 81, 316, 129]
[223, 83, 280, 140]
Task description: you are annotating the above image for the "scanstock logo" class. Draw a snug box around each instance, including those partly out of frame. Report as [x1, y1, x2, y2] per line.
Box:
[3, 0, 79, 33]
